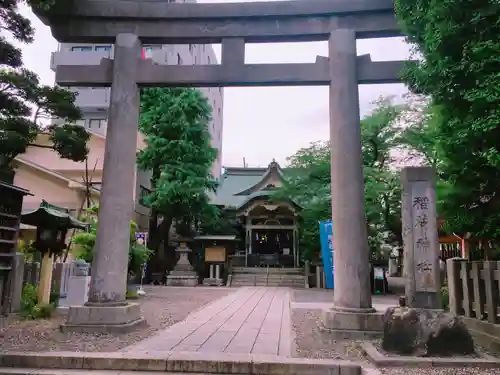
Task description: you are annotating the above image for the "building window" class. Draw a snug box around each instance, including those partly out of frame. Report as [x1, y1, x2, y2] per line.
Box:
[177, 53, 183, 65]
[88, 118, 106, 129]
[142, 45, 161, 59]
[139, 186, 151, 207]
[71, 46, 92, 52]
[95, 45, 111, 52]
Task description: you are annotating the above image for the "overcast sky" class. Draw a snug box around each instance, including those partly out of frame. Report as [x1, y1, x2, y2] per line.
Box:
[16, 0, 411, 168]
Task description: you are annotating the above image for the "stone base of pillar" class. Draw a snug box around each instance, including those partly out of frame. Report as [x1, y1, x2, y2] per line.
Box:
[166, 273, 198, 286]
[60, 302, 145, 334]
[202, 277, 224, 286]
[165, 243, 199, 287]
[320, 307, 385, 339]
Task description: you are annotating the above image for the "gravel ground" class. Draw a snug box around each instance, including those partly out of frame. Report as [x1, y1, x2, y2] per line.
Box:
[292, 308, 370, 363]
[0, 286, 231, 352]
[292, 308, 500, 375]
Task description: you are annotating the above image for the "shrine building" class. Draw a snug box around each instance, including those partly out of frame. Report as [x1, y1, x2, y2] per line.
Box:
[210, 160, 300, 268]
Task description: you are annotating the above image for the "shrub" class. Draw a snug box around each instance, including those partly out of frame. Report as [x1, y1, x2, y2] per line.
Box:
[72, 209, 153, 277]
[50, 291, 60, 306]
[31, 303, 55, 319]
[20, 284, 38, 318]
[20, 283, 55, 320]
[126, 290, 139, 300]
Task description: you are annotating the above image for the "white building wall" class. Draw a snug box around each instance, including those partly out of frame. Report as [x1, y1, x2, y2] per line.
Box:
[54, 40, 224, 178]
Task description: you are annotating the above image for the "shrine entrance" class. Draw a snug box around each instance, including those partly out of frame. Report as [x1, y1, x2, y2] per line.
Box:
[38, 0, 406, 333]
[239, 198, 299, 267]
[252, 229, 293, 256]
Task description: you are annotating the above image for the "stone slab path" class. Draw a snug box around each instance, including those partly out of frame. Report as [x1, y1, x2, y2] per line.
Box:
[124, 287, 292, 357]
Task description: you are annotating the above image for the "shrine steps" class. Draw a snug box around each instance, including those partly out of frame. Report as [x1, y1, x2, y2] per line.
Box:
[230, 267, 306, 288]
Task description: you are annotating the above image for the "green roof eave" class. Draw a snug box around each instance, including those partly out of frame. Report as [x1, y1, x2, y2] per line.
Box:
[22, 206, 88, 230]
[235, 190, 302, 211]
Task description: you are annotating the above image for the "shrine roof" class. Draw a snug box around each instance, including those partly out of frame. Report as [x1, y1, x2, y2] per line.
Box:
[211, 160, 285, 208]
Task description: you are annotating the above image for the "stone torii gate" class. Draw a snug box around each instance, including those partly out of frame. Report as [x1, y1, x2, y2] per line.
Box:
[35, 0, 405, 334]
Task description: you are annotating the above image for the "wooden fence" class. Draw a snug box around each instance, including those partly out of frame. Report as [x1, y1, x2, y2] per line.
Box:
[447, 259, 500, 323]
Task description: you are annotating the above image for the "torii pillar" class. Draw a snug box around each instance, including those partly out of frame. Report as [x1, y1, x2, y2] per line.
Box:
[62, 34, 145, 333]
[321, 29, 382, 338]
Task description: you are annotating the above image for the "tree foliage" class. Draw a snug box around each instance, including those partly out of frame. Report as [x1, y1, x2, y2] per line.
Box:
[137, 87, 218, 248]
[275, 98, 404, 261]
[1, 0, 89, 178]
[72, 207, 152, 277]
[396, 0, 500, 239]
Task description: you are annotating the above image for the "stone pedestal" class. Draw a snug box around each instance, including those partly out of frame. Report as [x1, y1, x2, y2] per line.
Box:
[61, 302, 145, 333]
[166, 243, 198, 287]
[62, 34, 144, 333]
[66, 276, 91, 306]
[321, 29, 380, 338]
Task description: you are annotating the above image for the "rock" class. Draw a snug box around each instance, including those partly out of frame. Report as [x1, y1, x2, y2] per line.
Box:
[381, 307, 475, 356]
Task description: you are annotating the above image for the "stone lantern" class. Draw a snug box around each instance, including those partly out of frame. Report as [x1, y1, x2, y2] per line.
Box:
[22, 200, 88, 304]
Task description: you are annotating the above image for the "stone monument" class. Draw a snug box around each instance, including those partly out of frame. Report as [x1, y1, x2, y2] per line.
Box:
[59, 260, 91, 313]
[401, 167, 441, 309]
[34, 0, 408, 334]
[380, 167, 476, 356]
[166, 242, 198, 287]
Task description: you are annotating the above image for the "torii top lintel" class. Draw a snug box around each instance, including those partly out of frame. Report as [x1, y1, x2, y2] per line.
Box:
[36, 0, 401, 44]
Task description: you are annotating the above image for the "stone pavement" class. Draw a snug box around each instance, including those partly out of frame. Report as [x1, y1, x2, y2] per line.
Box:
[124, 287, 292, 357]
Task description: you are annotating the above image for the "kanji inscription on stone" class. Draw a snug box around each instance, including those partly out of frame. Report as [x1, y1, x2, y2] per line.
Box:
[411, 181, 438, 292]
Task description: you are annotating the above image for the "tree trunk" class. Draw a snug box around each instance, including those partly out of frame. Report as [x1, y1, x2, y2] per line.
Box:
[161, 215, 174, 260]
[147, 210, 159, 250]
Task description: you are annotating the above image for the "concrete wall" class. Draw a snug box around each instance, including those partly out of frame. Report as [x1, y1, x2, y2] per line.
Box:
[13, 162, 84, 211]
[21, 133, 105, 173]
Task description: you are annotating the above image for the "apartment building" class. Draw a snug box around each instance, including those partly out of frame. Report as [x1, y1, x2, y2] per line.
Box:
[44, 39, 223, 229]
[50, 43, 224, 177]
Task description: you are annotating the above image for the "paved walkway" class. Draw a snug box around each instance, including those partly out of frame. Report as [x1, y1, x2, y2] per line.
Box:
[124, 287, 292, 356]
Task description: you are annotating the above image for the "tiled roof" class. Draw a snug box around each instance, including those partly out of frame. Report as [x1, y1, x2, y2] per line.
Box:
[210, 161, 286, 208]
[210, 168, 267, 207]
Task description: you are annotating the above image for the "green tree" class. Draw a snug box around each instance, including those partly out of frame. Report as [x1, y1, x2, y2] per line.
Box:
[274, 141, 332, 262]
[276, 98, 404, 261]
[1, 0, 89, 181]
[137, 87, 218, 255]
[72, 207, 152, 277]
[396, 0, 500, 241]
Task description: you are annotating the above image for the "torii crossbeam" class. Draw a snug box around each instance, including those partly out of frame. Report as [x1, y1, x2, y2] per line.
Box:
[38, 0, 401, 43]
[56, 54, 404, 87]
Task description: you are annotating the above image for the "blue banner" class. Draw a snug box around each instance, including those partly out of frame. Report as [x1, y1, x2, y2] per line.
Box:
[319, 220, 334, 289]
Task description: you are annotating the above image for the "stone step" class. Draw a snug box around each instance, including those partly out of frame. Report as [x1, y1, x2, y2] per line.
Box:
[232, 267, 302, 275]
[0, 351, 362, 374]
[231, 275, 306, 287]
